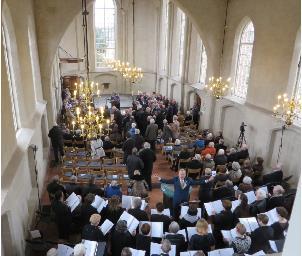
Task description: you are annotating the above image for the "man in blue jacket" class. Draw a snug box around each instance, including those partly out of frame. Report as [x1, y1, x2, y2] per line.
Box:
[155, 169, 214, 219]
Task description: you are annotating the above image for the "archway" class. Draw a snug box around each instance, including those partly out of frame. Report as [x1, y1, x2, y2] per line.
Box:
[170, 83, 177, 100]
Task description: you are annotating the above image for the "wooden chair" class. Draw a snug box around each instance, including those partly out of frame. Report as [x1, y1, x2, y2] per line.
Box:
[88, 158, 102, 170]
[178, 158, 190, 169]
[74, 140, 85, 149]
[104, 149, 113, 158]
[115, 157, 124, 164]
[76, 168, 91, 181]
[90, 170, 106, 179]
[103, 158, 115, 165]
[64, 139, 73, 147]
[62, 156, 74, 168]
[187, 168, 201, 179]
[75, 159, 89, 168]
[113, 150, 124, 158]
[61, 167, 74, 177]
[105, 169, 119, 176]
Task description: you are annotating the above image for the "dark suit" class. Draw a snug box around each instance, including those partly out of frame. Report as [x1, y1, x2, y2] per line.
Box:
[65, 182, 82, 196]
[160, 176, 207, 217]
[262, 170, 283, 185]
[250, 226, 274, 253]
[127, 155, 144, 178]
[81, 204, 98, 226]
[48, 126, 64, 163]
[250, 199, 267, 216]
[122, 138, 135, 163]
[151, 214, 171, 233]
[128, 208, 149, 221]
[165, 233, 186, 256]
[82, 224, 106, 242]
[136, 234, 151, 256]
[139, 148, 156, 189]
[134, 134, 145, 150]
[51, 200, 72, 239]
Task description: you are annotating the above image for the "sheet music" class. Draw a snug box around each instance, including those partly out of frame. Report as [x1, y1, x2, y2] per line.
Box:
[208, 248, 234, 256]
[119, 211, 139, 233]
[91, 195, 108, 213]
[261, 208, 279, 225]
[221, 228, 237, 241]
[151, 208, 171, 217]
[165, 229, 187, 242]
[180, 206, 201, 218]
[122, 195, 147, 210]
[204, 200, 224, 216]
[150, 242, 176, 256]
[65, 192, 80, 212]
[269, 240, 278, 252]
[231, 200, 240, 212]
[140, 221, 163, 238]
[129, 248, 146, 256]
[57, 244, 74, 256]
[245, 191, 257, 204]
[83, 240, 98, 256]
[180, 251, 198, 256]
[239, 217, 259, 233]
[99, 219, 114, 235]
[244, 250, 266, 256]
[30, 230, 41, 239]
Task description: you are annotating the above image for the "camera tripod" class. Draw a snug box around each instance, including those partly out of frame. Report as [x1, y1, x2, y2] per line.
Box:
[237, 131, 247, 148]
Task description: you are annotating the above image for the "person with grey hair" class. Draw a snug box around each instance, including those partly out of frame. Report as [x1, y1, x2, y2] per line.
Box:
[102, 136, 114, 156]
[267, 185, 286, 210]
[160, 239, 172, 255]
[139, 142, 156, 190]
[128, 197, 149, 221]
[239, 176, 254, 192]
[203, 154, 215, 171]
[73, 243, 86, 256]
[214, 148, 227, 166]
[145, 117, 158, 151]
[126, 147, 144, 178]
[65, 175, 81, 196]
[250, 188, 267, 215]
[134, 128, 145, 150]
[229, 161, 242, 183]
[162, 119, 173, 144]
[47, 175, 66, 201]
[111, 220, 136, 256]
[165, 221, 186, 255]
[227, 147, 238, 163]
[121, 247, 132, 256]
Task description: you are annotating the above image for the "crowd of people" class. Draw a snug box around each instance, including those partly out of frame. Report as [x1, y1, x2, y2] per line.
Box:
[45, 91, 293, 256]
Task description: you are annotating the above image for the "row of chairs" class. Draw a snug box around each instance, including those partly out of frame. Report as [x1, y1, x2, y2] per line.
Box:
[63, 156, 124, 168]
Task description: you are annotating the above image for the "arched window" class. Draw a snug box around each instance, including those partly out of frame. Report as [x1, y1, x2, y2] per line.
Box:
[94, 0, 116, 68]
[2, 24, 20, 131]
[178, 9, 186, 76]
[233, 21, 254, 99]
[161, 0, 169, 71]
[199, 40, 207, 84]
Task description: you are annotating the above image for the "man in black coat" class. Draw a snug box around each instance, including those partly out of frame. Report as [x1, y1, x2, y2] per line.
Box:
[112, 106, 123, 132]
[65, 175, 81, 196]
[150, 202, 171, 232]
[48, 123, 64, 164]
[47, 175, 66, 201]
[128, 198, 149, 221]
[139, 142, 156, 190]
[122, 133, 135, 163]
[133, 129, 145, 150]
[127, 148, 144, 178]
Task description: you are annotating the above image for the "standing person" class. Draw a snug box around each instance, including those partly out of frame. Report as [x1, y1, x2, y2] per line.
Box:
[133, 129, 145, 150]
[192, 103, 200, 127]
[145, 118, 158, 151]
[162, 119, 173, 144]
[155, 169, 214, 219]
[139, 142, 156, 190]
[48, 123, 64, 165]
[126, 148, 144, 178]
[122, 133, 136, 163]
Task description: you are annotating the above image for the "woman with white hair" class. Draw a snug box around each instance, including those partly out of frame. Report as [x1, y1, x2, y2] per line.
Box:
[201, 141, 216, 157]
[203, 154, 215, 171]
[184, 110, 193, 126]
[229, 161, 242, 183]
[82, 213, 106, 242]
[165, 222, 186, 254]
[214, 149, 227, 166]
[239, 176, 254, 192]
[250, 188, 267, 215]
[267, 185, 286, 210]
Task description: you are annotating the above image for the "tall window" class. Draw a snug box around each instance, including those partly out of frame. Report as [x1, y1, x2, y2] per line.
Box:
[162, 0, 169, 71]
[293, 55, 301, 101]
[178, 9, 186, 76]
[94, 0, 116, 68]
[2, 24, 20, 131]
[199, 41, 207, 84]
[233, 21, 254, 99]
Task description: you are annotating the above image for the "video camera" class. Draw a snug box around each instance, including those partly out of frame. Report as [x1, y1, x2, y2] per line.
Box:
[240, 122, 247, 133]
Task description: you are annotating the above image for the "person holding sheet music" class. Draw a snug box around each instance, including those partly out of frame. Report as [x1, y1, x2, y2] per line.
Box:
[155, 169, 214, 218]
[136, 223, 152, 256]
[179, 204, 199, 229]
[249, 188, 267, 216]
[121, 247, 133, 256]
[233, 194, 251, 222]
[101, 195, 124, 224]
[111, 220, 136, 256]
[271, 207, 289, 240]
[151, 239, 172, 256]
[128, 198, 149, 221]
[151, 202, 172, 232]
[51, 190, 72, 239]
[211, 200, 236, 248]
[223, 223, 251, 255]
[82, 213, 106, 242]
[249, 214, 274, 253]
[80, 193, 98, 226]
[189, 219, 215, 255]
[165, 221, 186, 256]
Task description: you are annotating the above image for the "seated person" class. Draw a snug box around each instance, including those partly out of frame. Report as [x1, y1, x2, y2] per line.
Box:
[63, 128, 73, 145]
[239, 176, 254, 193]
[214, 149, 227, 166]
[82, 213, 106, 242]
[215, 138, 227, 152]
[211, 200, 235, 248]
[198, 168, 214, 204]
[252, 157, 264, 183]
[111, 220, 136, 256]
[194, 135, 205, 153]
[271, 207, 289, 240]
[262, 164, 283, 185]
[136, 223, 152, 256]
[186, 154, 203, 179]
[82, 176, 103, 198]
[201, 142, 216, 158]
[189, 219, 215, 254]
[104, 180, 122, 198]
[184, 110, 193, 126]
[151, 202, 172, 232]
[250, 188, 267, 216]
[227, 148, 238, 163]
[121, 248, 132, 256]
[102, 136, 115, 151]
[65, 175, 81, 196]
[81, 193, 98, 226]
[233, 193, 251, 221]
[236, 144, 249, 160]
[101, 195, 124, 224]
[204, 133, 214, 147]
[129, 170, 149, 198]
[228, 161, 242, 184]
[177, 147, 192, 169]
[202, 154, 215, 171]
[47, 175, 66, 201]
[212, 180, 235, 201]
[179, 204, 200, 229]
[249, 214, 274, 253]
[214, 165, 229, 184]
[267, 185, 285, 210]
[242, 159, 254, 178]
[224, 223, 251, 255]
[128, 197, 149, 221]
[165, 222, 186, 255]
[173, 139, 182, 153]
[151, 239, 172, 256]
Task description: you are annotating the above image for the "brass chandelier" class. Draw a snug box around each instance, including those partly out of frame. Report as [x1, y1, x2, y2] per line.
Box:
[205, 76, 231, 100]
